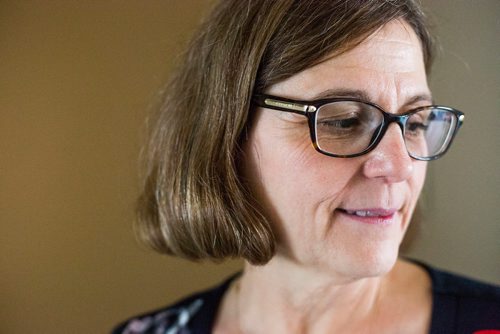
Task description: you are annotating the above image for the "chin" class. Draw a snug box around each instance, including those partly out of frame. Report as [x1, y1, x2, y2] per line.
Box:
[324, 240, 401, 280]
[357, 249, 399, 278]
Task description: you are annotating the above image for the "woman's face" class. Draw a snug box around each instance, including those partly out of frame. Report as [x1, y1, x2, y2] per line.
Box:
[243, 20, 430, 280]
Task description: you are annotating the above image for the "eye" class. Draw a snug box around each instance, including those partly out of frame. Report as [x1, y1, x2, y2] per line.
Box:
[318, 117, 361, 130]
[315, 101, 383, 141]
[406, 112, 430, 137]
[316, 114, 370, 142]
[407, 121, 428, 132]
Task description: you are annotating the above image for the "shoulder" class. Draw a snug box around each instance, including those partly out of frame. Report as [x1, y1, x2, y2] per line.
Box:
[429, 265, 500, 301]
[412, 259, 500, 333]
[111, 273, 238, 334]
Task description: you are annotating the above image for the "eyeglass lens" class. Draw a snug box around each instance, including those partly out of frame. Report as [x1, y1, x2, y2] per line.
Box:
[314, 101, 458, 158]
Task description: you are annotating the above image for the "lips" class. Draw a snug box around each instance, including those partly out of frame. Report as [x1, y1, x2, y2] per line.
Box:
[336, 208, 397, 225]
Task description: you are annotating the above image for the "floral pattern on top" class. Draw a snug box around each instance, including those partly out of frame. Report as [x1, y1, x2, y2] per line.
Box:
[121, 299, 204, 334]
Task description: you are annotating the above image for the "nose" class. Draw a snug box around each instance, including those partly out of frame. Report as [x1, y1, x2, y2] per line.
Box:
[362, 123, 413, 182]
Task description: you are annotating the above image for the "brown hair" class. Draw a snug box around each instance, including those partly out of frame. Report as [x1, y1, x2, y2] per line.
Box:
[137, 0, 434, 265]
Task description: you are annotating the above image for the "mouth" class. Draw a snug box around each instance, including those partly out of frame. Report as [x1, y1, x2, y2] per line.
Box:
[336, 208, 397, 225]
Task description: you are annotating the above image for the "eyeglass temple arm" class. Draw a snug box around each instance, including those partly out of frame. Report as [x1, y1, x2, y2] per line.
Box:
[253, 94, 317, 115]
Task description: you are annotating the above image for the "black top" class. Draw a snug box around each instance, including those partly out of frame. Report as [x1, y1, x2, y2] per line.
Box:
[112, 261, 500, 334]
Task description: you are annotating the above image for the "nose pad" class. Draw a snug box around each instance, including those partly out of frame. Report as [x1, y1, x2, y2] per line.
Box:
[363, 123, 413, 182]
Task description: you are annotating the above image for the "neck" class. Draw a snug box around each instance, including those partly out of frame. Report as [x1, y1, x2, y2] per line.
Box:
[232, 256, 394, 333]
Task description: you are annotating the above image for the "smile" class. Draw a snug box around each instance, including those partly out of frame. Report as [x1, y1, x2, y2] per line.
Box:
[336, 208, 397, 225]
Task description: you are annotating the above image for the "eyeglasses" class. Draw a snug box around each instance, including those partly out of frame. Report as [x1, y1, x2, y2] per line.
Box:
[253, 94, 464, 161]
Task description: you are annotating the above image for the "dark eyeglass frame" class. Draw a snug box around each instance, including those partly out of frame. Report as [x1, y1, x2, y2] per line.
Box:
[253, 94, 465, 161]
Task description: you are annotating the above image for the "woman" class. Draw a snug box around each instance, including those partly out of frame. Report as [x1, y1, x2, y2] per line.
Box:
[114, 1, 499, 333]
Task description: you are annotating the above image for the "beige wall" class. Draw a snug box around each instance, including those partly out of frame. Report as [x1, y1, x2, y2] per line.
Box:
[1, 1, 498, 333]
[405, 0, 500, 282]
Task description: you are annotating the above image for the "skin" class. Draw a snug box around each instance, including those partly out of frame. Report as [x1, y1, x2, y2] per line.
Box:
[214, 20, 433, 333]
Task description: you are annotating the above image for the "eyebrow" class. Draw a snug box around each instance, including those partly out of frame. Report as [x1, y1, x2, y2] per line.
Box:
[312, 89, 371, 101]
[311, 88, 434, 106]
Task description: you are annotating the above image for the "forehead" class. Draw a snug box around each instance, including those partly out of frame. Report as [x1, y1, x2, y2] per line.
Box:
[332, 20, 424, 73]
[268, 20, 429, 103]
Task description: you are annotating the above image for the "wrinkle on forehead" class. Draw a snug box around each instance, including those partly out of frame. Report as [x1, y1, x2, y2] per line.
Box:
[330, 21, 425, 74]
[371, 19, 421, 44]
[268, 19, 430, 109]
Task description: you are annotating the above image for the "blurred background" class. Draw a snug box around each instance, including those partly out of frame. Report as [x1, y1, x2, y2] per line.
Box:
[1, 1, 498, 333]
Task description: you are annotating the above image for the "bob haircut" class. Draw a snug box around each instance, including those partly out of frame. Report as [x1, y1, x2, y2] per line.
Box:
[137, 0, 434, 265]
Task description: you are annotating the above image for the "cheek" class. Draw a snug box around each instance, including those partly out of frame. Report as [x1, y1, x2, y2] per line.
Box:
[254, 137, 353, 206]
[246, 139, 313, 214]
[245, 132, 357, 235]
